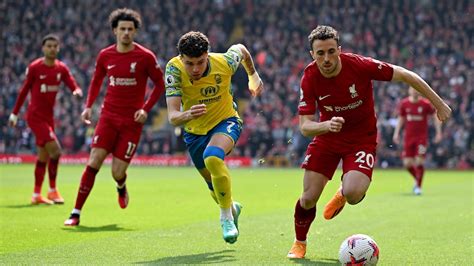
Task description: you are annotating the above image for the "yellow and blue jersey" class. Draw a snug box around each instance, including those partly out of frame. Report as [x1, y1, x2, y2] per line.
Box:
[165, 45, 243, 135]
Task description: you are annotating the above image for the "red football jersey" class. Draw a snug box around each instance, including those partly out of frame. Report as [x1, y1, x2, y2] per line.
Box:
[398, 97, 435, 142]
[12, 58, 80, 120]
[86, 43, 165, 121]
[298, 53, 394, 144]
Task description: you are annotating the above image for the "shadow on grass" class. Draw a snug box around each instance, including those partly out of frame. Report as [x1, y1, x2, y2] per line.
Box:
[61, 224, 132, 232]
[137, 249, 236, 264]
[289, 257, 339, 265]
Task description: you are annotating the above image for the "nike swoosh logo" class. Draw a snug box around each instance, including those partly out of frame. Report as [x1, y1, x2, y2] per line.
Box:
[319, 95, 330, 100]
[107, 65, 116, 70]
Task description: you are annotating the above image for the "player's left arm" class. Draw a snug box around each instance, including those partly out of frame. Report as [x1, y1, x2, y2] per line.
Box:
[432, 114, 442, 144]
[61, 64, 82, 98]
[229, 44, 264, 97]
[391, 65, 451, 122]
[392, 115, 405, 145]
[137, 53, 165, 124]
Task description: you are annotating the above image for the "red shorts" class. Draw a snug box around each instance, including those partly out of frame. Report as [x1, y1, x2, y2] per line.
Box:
[403, 139, 427, 158]
[26, 116, 57, 147]
[301, 139, 377, 180]
[91, 116, 144, 163]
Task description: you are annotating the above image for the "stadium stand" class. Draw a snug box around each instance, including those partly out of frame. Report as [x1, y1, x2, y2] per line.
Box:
[1, 0, 472, 168]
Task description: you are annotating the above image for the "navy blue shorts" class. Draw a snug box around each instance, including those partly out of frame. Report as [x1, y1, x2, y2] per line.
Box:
[183, 117, 242, 169]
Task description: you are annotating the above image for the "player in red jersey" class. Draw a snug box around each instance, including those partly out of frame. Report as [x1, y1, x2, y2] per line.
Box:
[8, 34, 82, 205]
[64, 8, 165, 226]
[287, 25, 451, 259]
[393, 87, 442, 195]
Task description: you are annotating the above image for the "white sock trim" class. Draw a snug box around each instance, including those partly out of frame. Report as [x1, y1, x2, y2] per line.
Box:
[220, 207, 233, 221]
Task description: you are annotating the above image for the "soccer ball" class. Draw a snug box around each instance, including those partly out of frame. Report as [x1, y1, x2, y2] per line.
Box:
[338, 234, 379, 265]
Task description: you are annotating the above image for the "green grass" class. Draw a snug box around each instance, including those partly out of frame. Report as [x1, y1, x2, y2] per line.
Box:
[0, 165, 472, 264]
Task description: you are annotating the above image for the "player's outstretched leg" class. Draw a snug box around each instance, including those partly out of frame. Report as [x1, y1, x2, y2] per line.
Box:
[232, 201, 242, 230]
[323, 188, 346, 220]
[117, 185, 129, 209]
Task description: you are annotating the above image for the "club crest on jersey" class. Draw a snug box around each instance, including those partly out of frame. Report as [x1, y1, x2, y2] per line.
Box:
[130, 62, 137, 73]
[57, 73, 61, 81]
[109, 76, 115, 86]
[349, 84, 358, 98]
[214, 74, 222, 84]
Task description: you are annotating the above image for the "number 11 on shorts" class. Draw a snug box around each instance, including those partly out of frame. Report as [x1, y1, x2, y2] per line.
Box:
[125, 142, 137, 159]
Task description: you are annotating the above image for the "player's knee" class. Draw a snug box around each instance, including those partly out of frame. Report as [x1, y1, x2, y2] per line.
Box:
[50, 150, 61, 160]
[345, 192, 366, 205]
[203, 146, 225, 171]
[343, 187, 366, 205]
[111, 168, 126, 180]
[300, 195, 317, 209]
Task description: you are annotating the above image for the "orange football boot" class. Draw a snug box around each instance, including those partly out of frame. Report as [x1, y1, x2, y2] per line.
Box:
[323, 188, 346, 220]
[31, 195, 54, 205]
[47, 190, 65, 204]
[287, 241, 307, 259]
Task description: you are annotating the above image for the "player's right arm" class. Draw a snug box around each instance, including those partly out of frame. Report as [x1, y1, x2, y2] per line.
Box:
[165, 61, 206, 126]
[166, 97, 206, 126]
[9, 65, 35, 127]
[82, 52, 107, 124]
[299, 115, 345, 137]
[297, 68, 344, 137]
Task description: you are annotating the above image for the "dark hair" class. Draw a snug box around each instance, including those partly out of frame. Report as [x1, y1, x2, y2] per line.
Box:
[109, 8, 142, 29]
[42, 34, 59, 46]
[308, 25, 340, 50]
[177, 31, 210, 57]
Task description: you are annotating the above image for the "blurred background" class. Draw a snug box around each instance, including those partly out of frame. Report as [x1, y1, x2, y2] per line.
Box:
[1, 0, 472, 168]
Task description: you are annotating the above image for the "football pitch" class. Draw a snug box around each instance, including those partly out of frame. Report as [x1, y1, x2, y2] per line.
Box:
[0, 165, 472, 264]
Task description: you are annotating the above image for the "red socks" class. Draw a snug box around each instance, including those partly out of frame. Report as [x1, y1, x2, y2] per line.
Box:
[294, 199, 316, 242]
[74, 166, 99, 210]
[48, 158, 59, 189]
[408, 165, 425, 188]
[416, 165, 425, 187]
[407, 166, 417, 180]
[34, 160, 47, 194]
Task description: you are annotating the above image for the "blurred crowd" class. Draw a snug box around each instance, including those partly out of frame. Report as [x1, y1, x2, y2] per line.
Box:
[1, 0, 473, 168]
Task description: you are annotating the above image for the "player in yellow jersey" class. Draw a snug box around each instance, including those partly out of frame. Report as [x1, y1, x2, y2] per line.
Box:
[165, 31, 264, 244]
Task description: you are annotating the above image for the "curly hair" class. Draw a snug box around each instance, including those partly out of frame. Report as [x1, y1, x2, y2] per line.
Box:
[177, 31, 210, 57]
[308, 25, 340, 50]
[109, 8, 142, 29]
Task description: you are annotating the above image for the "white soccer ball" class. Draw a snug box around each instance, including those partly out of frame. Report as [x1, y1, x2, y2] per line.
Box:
[338, 234, 379, 265]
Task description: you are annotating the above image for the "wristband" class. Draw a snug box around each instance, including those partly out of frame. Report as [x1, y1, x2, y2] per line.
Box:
[248, 72, 261, 91]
